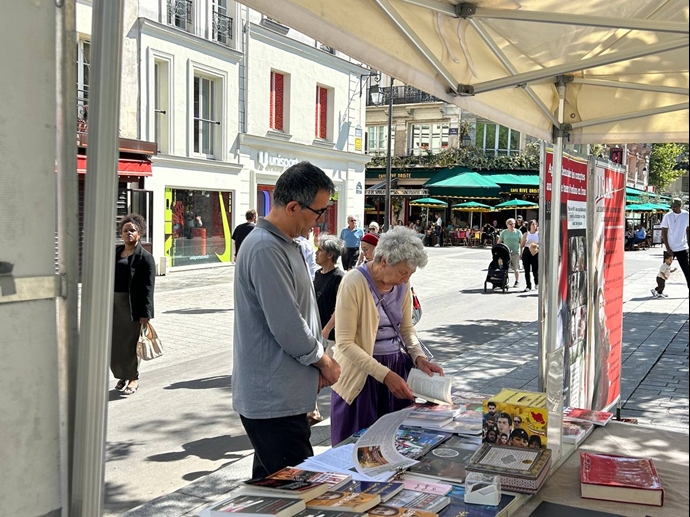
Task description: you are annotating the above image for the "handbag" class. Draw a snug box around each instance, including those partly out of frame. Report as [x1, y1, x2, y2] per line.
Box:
[136, 322, 164, 361]
[411, 286, 423, 326]
[529, 242, 539, 256]
[359, 266, 433, 361]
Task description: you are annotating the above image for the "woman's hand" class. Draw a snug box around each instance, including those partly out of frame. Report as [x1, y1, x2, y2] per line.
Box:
[415, 357, 444, 376]
[139, 317, 150, 325]
[383, 371, 415, 400]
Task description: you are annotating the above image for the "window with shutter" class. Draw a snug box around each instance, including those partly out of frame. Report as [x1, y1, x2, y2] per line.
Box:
[270, 71, 284, 131]
[315, 86, 328, 139]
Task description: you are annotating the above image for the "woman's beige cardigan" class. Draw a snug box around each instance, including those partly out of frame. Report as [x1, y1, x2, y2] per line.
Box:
[331, 268, 425, 405]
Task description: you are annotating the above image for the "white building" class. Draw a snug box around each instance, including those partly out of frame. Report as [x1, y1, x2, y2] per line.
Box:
[76, 0, 369, 271]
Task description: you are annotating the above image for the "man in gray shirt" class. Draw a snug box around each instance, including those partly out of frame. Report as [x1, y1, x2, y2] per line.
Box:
[233, 161, 341, 478]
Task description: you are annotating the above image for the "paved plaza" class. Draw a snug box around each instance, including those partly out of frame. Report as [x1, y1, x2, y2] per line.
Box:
[107, 246, 689, 517]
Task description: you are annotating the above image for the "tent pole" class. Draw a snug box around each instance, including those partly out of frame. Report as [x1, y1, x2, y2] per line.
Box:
[384, 75, 394, 232]
[541, 78, 567, 391]
[71, 1, 125, 515]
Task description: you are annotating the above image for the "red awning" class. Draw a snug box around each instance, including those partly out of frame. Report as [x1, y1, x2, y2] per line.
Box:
[77, 155, 152, 177]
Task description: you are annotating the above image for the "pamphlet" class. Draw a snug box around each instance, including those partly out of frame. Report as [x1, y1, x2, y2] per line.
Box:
[353, 409, 418, 477]
[407, 370, 452, 405]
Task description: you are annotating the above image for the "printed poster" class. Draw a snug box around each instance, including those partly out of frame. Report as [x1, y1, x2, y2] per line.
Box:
[587, 160, 625, 410]
[543, 150, 589, 409]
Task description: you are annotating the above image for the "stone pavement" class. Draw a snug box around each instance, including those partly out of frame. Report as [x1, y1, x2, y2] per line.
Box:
[123, 266, 688, 517]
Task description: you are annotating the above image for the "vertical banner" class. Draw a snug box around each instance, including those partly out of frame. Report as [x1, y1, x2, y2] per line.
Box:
[587, 159, 625, 410]
[543, 150, 589, 409]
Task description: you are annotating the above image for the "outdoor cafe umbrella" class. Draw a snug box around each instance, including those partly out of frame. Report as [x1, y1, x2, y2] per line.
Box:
[452, 201, 494, 229]
[410, 197, 448, 226]
[625, 203, 669, 212]
[494, 199, 539, 219]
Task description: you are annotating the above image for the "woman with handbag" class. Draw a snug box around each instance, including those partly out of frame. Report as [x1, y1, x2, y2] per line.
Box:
[329, 227, 443, 444]
[520, 219, 539, 292]
[111, 213, 156, 395]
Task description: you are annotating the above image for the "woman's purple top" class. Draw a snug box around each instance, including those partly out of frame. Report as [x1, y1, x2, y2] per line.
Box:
[357, 264, 408, 355]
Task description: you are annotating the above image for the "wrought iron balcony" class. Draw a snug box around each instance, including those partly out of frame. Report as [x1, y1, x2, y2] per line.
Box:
[167, 0, 193, 34]
[213, 10, 233, 46]
[366, 85, 441, 106]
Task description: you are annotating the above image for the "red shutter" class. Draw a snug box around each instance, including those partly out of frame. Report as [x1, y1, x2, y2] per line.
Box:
[270, 72, 284, 131]
[316, 86, 328, 139]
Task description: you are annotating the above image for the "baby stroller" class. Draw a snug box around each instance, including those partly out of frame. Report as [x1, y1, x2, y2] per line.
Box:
[484, 243, 511, 293]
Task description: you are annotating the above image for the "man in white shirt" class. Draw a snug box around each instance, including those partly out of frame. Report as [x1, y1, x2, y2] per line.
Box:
[661, 198, 689, 289]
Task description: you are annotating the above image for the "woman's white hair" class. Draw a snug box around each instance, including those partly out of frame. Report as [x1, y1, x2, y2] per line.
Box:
[373, 226, 428, 268]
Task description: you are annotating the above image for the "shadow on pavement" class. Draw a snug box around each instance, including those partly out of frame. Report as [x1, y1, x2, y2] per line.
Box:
[165, 375, 232, 391]
[147, 434, 253, 464]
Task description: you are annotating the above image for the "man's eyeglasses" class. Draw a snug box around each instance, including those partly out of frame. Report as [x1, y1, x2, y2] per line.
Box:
[299, 203, 328, 218]
[513, 418, 522, 424]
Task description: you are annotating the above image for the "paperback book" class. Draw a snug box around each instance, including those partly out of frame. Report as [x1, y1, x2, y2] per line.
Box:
[337, 480, 405, 502]
[199, 494, 306, 517]
[368, 506, 437, 517]
[526, 501, 625, 517]
[561, 418, 594, 444]
[242, 479, 330, 501]
[579, 452, 664, 507]
[564, 407, 613, 426]
[437, 483, 515, 517]
[406, 435, 479, 483]
[403, 413, 455, 430]
[305, 491, 381, 513]
[385, 490, 450, 513]
[409, 402, 466, 418]
[408, 370, 453, 405]
[292, 510, 367, 517]
[401, 479, 452, 496]
[266, 467, 352, 490]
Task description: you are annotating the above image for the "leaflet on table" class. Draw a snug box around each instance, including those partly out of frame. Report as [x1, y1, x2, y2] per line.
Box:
[353, 408, 418, 477]
[296, 444, 393, 482]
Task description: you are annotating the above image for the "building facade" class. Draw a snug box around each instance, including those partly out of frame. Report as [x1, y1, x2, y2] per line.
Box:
[76, 0, 368, 272]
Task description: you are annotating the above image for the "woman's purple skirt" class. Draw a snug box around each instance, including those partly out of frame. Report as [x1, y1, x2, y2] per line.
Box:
[330, 350, 413, 445]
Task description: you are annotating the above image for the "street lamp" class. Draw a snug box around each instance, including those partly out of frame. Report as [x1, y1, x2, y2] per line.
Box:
[369, 76, 395, 231]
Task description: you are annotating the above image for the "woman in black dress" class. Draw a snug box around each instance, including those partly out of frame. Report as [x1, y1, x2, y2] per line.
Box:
[112, 213, 156, 395]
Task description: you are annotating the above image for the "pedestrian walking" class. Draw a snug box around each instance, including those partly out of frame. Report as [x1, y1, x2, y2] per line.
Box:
[520, 220, 539, 292]
[498, 218, 523, 288]
[651, 252, 678, 298]
[340, 215, 364, 270]
[232, 209, 257, 260]
[111, 213, 156, 396]
[356, 232, 379, 266]
[232, 161, 340, 479]
[661, 198, 689, 289]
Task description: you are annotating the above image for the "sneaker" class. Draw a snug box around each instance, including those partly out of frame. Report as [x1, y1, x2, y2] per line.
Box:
[434, 243, 440, 247]
[650, 289, 659, 298]
[660, 292, 668, 298]
[513, 281, 519, 288]
[524, 287, 531, 292]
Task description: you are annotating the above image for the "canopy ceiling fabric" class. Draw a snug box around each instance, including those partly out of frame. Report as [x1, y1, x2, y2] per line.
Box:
[425, 170, 502, 197]
[245, 0, 689, 144]
[409, 197, 449, 206]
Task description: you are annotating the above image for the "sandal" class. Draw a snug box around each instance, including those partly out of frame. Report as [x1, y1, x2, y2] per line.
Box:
[122, 382, 139, 396]
[115, 380, 127, 391]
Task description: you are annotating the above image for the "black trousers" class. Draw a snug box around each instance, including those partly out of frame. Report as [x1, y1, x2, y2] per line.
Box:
[240, 414, 313, 479]
[343, 247, 359, 270]
[671, 249, 690, 288]
[655, 276, 667, 294]
[522, 249, 539, 289]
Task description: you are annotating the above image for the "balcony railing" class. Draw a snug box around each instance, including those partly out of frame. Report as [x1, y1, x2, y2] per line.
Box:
[212, 10, 233, 46]
[167, 0, 193, 34]
[366, 85, 441, 106]
[77, 88, 89, 133]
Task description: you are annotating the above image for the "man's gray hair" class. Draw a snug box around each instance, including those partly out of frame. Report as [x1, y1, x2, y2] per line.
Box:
[373, 226, 428, 268]
[317, 233, 344, 262]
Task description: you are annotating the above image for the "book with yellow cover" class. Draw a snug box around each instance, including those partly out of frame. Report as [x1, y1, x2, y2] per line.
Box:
[305, 491, 381, 513]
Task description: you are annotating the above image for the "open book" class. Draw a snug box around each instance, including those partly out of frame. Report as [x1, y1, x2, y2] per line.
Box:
[407, 370, 452, 405]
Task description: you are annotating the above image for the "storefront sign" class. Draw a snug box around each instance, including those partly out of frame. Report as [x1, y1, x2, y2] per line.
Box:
[257, 151, 300, 170]
[509, 186, 539, 195]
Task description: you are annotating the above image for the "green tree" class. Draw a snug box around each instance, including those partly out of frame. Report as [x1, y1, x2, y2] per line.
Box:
[649, 143, 685, 191]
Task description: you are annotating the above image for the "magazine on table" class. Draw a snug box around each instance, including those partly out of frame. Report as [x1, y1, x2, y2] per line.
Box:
[561, 418, 594, 444]
[403, 413, 455, 430]
[353, 409, 419, 478]
[405, 435, 480, 484]
[407, 370, 453, 405]
[563, 407, 613, 426]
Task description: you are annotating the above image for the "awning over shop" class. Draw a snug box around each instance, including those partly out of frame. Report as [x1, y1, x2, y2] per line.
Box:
[486, 173, 540, 195]
[77, 155, 153, 177]
[625, 186, 672, 203]
[425, 170, 501, 199]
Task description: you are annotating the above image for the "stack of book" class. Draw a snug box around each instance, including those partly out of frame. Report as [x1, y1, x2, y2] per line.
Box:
[464, 443, 552, 494]
[406, 435, 479, 484]
[563, 407, 613, 426]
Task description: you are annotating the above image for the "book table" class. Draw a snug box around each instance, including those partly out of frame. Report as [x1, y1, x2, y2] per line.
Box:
[503, 421, 688, 517]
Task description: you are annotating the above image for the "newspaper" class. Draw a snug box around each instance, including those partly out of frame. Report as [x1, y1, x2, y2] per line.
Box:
[408, 370, 453, 404]
[352, 408, 418, 477]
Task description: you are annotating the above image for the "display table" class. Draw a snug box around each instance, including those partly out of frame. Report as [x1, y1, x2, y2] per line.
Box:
[506, 421, 688, 517]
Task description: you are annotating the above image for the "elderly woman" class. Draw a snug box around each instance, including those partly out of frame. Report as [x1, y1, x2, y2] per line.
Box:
[498, 218, 523, 288]
[330, 226, 443, 444]
[111, 213, 156, 395]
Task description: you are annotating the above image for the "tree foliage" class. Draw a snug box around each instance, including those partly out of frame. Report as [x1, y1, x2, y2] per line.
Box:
[649, 143, 686, 191]
[366, 141, 540, 171]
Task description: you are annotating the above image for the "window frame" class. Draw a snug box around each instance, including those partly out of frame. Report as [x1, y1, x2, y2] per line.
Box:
[189, 62, 227, 160]
[315, 84, 333, 141]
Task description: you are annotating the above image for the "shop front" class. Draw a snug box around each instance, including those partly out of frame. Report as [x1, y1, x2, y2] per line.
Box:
[164, 188, 233, 267]
[239, 134, 369, 239]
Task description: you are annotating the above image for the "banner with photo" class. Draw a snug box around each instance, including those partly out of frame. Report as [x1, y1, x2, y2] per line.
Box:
[543, 150, 589, 409]
[586, 159, 625, 410]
